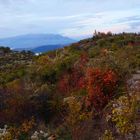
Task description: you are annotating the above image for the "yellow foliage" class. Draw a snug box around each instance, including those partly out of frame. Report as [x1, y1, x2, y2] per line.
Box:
[64, 96, 91, 128]
[2, 132, 12, 140]
[101, 130, 114, 140]
[111, 95, 138, 135]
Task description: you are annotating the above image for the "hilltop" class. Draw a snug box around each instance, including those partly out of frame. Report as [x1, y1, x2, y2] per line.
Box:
[0, 32, 140, 140]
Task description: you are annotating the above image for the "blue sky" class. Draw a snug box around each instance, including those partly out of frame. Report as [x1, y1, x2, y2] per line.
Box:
[0, 0, 140, 39]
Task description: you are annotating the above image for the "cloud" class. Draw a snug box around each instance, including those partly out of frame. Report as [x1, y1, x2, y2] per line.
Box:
[0, 0, 140, 38]
[129, 21, 140, 29]
[59, 9, 140, 38]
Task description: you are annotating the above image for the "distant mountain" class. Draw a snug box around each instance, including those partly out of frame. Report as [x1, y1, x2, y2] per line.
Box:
[31, 44, 64, 53]
[0, 34, 76, 49]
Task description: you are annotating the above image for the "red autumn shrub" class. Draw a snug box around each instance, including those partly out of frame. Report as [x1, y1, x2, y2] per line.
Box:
[58, 73, 70, 94]
[58, 68, 85, 95]
[85, 68, 118, 111]
[57, 52, 88, 95]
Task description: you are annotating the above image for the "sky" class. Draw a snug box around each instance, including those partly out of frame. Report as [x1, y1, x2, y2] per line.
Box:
[0, 0, 140, 39]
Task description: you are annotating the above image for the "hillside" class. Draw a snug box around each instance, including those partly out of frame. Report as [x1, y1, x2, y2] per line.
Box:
[31, 44, 64, 53]
[0, 34, 76, 49]
[0, 32, 140, 140]
[0, 47, 34, 84]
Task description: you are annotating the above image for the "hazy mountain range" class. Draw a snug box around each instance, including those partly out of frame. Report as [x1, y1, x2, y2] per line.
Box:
[31, 44, 65, 53]
[0, 34, 76, 52]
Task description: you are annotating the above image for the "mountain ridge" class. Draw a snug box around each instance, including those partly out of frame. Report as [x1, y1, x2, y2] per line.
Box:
[0, 34, 76, 49]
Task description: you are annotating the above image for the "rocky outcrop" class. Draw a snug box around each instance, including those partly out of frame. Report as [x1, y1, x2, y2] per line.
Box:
[128, 70, 140, 100]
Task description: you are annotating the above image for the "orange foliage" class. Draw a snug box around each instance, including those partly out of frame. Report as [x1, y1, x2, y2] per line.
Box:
[85, 68, 118, 111]
[58, 54, 118, 111]
[57, 53, 88, 94]
[20, 117, 35, 133]
[57, 66, 86, 95]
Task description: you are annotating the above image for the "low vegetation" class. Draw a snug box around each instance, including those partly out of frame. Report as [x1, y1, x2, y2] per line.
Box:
[0, 32, 140, 140]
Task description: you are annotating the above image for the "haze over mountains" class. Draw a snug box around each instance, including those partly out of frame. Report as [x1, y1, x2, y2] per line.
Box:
[31, 44, 65, 53]
[0, 34, 76, 52]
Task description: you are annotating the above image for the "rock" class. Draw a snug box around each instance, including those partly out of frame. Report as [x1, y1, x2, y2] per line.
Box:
[48, 135, 56, 140]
